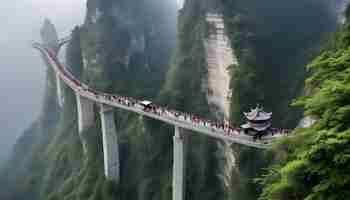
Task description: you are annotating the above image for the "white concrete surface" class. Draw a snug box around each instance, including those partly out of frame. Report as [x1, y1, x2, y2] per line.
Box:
[76, 93, 94, 153]
[100, 104, 120, 182]
[173, 126, 186, 200]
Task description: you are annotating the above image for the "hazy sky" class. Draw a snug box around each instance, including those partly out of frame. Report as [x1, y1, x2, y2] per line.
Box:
[177, 0, 184, 9]
[0, 0, 86, 162]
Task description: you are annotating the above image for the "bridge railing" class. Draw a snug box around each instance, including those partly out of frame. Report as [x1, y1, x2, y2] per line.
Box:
[33, 42, 291, 149]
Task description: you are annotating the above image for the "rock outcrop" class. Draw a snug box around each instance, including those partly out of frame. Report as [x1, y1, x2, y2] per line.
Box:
[336, 0, 350, 23]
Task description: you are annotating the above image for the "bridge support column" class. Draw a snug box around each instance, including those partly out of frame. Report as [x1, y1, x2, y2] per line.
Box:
[56, 73, 64, 107]
[173, 126, 186, 200]
[100, 104, 120, 183]
[76, 94, 94, 154]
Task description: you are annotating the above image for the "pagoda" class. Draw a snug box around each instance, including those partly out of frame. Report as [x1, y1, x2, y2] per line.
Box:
[241, 105, 272, 137]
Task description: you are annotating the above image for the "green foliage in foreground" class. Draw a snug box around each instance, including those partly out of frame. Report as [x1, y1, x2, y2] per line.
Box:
[258, 22, 350, 200]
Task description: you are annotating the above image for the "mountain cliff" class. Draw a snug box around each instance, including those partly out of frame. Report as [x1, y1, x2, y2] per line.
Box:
[0, 0, 177, 199]
[164, 0, 337, 199]
[0, 0, 345, 200]
[258, 6, 350, 200]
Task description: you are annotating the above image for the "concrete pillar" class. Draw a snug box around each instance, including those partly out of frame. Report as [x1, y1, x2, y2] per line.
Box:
[76, 94, 94, 154]
[173, 126, 186, 200]
[100, 104, 120, 183]
[56, 73, 64, 107]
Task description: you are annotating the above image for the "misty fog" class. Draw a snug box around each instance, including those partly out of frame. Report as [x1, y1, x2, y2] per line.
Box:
[0, 0, 347, 165]
[0, 0, 86, 163]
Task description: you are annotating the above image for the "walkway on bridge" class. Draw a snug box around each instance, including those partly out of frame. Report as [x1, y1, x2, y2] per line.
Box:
[32, 33, 291, 200]
[33, 43, 290, 149]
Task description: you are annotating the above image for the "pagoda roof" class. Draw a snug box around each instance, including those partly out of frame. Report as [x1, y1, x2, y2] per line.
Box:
[244, 106, 272, 121]
[241, 122, 271, 131]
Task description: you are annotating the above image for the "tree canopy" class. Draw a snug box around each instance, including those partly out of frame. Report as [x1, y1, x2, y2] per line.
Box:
[258, 20, 350, 200]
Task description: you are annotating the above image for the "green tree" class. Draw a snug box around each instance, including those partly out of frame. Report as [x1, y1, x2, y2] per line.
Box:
[258, 21, 350, 200]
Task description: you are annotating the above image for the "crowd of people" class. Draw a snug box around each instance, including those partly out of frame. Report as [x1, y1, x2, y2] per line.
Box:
[45, 47, 291, 141]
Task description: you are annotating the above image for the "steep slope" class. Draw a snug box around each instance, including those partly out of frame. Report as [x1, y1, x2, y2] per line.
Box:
[0, 0, 177, 199]
[204, 13, 237, 119]
[222, 0, 337, 127]
[258, 5, 350, 200]
[160, 1, 226, 199]
[223, 0, 337, 198]
[162, 0, 338, 199]
[0, 1, 343, 200]
[336, 0, 350, 23]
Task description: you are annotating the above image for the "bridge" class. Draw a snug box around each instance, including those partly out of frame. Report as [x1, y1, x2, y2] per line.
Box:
[32, 35, 289, 200]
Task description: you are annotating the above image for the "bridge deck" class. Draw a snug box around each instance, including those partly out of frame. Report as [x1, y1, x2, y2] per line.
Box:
[33, 43, 289, 149]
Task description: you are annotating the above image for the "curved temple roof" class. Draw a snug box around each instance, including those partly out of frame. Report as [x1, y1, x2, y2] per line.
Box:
[244, 106, 272, 121]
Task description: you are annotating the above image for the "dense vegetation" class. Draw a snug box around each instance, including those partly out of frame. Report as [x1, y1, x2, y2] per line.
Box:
[0, 0, 178, 199]
[160, 1, 338, 199]
[221, 0, 336, 127]
[216, 1, 337, 199]
[258, 11, 350, 200]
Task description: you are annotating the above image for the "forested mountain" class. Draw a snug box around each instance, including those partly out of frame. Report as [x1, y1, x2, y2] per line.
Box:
[258, 7, 350, 200]
[0, 0, 347, 200]
[167, 0, 338, 199]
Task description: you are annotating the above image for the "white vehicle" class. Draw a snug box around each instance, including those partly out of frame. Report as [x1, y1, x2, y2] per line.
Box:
[139, 100, 154, 110]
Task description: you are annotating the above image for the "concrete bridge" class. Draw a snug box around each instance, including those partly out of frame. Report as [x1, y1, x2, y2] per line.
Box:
[32, 36, 289, 200]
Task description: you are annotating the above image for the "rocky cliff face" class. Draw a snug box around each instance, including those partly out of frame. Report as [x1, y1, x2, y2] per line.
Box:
[40, 19, 59, 48]
[204, 11, 238, 199]
[170, 0, 339, 199]
[0, 0, 343, 200]
[0, 1, 177, 200]
[336, 0, 350, 23]
[204, 13, 236, 119]
[81, 0, 176, 94]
